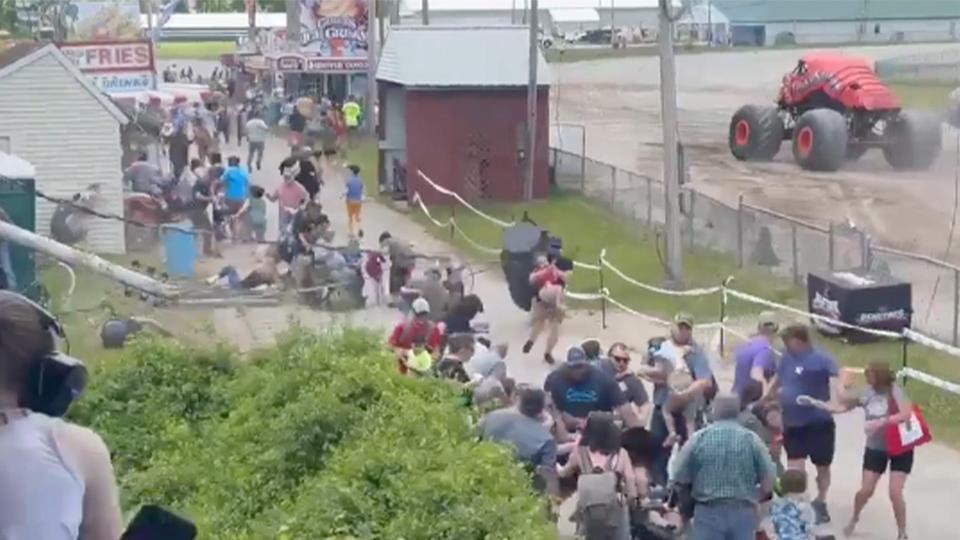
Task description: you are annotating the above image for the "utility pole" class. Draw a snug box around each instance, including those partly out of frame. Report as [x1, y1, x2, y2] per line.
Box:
[658, 0, 682, 283]
[524, 0, 539, 201]
[367, 0, 378, 135]
[145, 0, 154, 45]
[284, 0, 300, 96]
[421, 0, 428, 24]
[610, 0, 615, 47]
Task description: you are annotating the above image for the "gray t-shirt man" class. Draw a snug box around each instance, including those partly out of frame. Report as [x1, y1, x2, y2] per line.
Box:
[478, 408, 556, 469]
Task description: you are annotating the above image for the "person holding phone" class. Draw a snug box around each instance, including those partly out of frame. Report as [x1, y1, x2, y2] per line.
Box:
[0, 291, 123, 540]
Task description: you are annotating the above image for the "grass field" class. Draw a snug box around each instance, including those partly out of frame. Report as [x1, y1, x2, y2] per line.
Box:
[155, 41, 235, 60]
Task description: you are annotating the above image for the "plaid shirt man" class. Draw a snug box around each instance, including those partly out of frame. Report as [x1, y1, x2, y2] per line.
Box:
[672, 418, 776, 504]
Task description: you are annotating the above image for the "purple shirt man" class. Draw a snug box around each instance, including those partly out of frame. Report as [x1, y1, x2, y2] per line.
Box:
[733, 336, 776, 397]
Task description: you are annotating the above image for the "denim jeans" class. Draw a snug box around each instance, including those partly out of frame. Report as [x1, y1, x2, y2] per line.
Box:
[247, 141, 265, 169]
[0, 240, 15, 290]
[691, 501, 757, 540]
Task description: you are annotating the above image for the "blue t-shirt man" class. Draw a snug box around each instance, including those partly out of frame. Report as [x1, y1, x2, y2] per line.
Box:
[221, 158, 249, 202]
[544, 346, 626, 423]
[732, 334, 777, 398]
[778, 344, 838, 428]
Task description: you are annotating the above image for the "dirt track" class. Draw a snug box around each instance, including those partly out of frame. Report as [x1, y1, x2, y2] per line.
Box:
[552, 43, 960, 257]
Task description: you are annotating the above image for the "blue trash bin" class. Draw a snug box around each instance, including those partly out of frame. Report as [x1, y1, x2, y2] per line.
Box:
[162, 224, 196, 278]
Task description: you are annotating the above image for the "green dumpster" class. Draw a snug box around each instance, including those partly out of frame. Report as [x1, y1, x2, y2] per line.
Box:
[0, 176, 37, 295]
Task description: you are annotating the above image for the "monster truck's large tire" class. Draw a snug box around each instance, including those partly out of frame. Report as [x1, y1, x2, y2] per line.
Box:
[792, 109, 848, 172]
[729, 105, 784, 161]
[882, 111, 942, 171]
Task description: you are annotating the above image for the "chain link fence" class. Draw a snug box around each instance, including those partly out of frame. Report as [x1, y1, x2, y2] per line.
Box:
[876, 49, 960, 85]
[549, 146, 960, 345]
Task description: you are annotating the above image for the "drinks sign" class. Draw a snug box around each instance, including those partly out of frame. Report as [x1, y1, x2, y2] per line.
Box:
[58, 40, 156, 93]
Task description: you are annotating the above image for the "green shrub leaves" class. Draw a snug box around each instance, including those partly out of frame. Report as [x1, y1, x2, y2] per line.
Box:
[70, 327, 553, 539]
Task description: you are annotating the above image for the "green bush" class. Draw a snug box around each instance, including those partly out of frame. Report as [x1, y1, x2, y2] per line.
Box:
[73, 327, 553, 539]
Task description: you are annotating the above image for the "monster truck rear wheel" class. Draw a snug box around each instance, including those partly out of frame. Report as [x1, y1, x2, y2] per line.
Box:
[728, 105, 784, 161]
[792, 109, 848, 172]
[882, 111, 942, 171]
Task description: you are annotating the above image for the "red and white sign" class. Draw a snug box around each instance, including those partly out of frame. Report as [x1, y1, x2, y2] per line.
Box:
[59, 40, 155, 74]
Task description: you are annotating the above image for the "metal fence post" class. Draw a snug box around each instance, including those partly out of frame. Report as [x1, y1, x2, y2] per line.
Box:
[599, 255, 607, 330]
[901, 339, 909, 388]
[954, 269, 959, 346]
[859, 229, 869, 270]
[646, 177, 653, 227]
[610, 167, 617, 210]
[686, 189, 695, 249]
[828, 223, 835, 271]
[580, 129, 587, 193]
[449, 204, 456, 241]
[791, 224, 799, 285]
[736, 194, 744, 268]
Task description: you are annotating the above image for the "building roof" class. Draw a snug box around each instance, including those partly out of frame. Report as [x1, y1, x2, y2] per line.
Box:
[402, 0, 671, 11]
[0, 43, 128, 125]
[141, 12, 287, 29]
[550, 8, 600, 23]
[678, 4, 730, 25]
[716, 0, 960, 23]
[377, 26, 551, 87]
[0, 152, 36, 179]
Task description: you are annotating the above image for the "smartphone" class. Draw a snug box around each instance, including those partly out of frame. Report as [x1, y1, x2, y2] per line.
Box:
[120, 505, 196, 540]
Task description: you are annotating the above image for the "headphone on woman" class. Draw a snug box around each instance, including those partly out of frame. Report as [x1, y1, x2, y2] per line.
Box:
[0, 295, 88, 417]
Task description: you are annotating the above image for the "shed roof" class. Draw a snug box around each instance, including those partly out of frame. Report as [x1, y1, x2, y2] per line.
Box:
[0, 43, 128, 125]
[550, 8, 600, 23]
[402, 0, 671, 11]
[0, 152, 36, 179]
[716, 0, 960, 23]
[377, 25, 551, 87]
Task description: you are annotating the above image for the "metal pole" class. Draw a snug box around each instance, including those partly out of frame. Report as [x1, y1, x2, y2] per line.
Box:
[367, 0, 378, 136]
[580, 126, 587, 192]
[646, 176, 653, 227]
[610, 0, 616, 47]
[145, 0, 155, 45]
[599, 255, 607, 329]
[524, 0, 539, 201]
[686, 189, 695, 249]
[736, 193, 744, 268]
[828, 223, 836, 271]
[284, 0, 301, 95]
[901, 338, 909, 388]
[791, 224, 799, 284]
[954, 269, 959, 346]
[421, 0, 429, 25]
[511, 0, 517, 24]
[610, 167, 616, 209]
[658, 0, 682, 283]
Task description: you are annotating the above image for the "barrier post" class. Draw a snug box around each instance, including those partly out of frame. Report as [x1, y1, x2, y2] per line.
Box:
[599, 254, 607, 330]
[646, 177, 653, 227]
[828, 223, 836, 271]
[686, 190, 695, 249]
[954, 269, 959, 346]
[610, 166, 617, 210]
[791, 224, 799, 285]
[736, 194, 744, 268]
[719, 277, 732, 357]
[901, 338, 909, 388]
[580, 131, 587, 193]
[449, 203, 456, 241]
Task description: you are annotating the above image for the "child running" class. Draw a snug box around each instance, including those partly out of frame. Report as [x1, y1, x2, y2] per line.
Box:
[235, 186, 268, 242]
[345, 164, 364, 237]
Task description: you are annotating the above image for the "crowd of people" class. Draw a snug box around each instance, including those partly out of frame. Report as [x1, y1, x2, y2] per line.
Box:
[385, 246, 923, 540]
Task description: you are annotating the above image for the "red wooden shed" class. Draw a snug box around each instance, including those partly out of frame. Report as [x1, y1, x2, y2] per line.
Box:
[376, 25, 551, 205]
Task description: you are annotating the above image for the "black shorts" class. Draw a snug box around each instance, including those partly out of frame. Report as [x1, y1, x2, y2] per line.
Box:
[784, 420, 836, 467]
[863, 447, 914, 475]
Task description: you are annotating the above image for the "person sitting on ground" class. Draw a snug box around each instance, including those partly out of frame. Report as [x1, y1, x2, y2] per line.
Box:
[387, 297, 443, 374]
[434, 333, 474, 385]
[465, 340, 507, 382]
[209, 244, 285, 290]
[522, 254, 569, 365]
[558, 411, 638, 539]
[0, 291, 124, 540]
[402, 335, 434, 377]
[478, 387, 559, 497]
[767, 469, 816, 540]
[544, 345, 641, 433]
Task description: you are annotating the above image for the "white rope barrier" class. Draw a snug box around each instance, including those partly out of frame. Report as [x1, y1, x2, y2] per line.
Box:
[416, 170, 516, 228]
[574, 260, 601, 271]
[900, 367, 960, 394]
[903, 329, 960, 359]
[451, 221, 501, 255]
[600, 250, 722, 297]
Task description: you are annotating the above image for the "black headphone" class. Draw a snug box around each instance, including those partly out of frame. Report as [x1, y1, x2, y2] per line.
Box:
[1, 294, 88, 417]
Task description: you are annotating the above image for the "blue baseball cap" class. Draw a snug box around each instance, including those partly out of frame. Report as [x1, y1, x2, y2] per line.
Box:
[566, 345, 588, 365]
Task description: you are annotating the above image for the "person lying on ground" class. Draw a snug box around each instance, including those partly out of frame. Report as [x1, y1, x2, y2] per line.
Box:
[208, 245, 284, 290]
[544, 345, 642, 433]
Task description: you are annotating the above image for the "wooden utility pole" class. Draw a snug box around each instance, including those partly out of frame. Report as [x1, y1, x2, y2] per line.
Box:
[367, 0, 378, 135]
[658, 0, 682, 282]
[0, 221, 179, 299]
[421, 0, 429, 24]
[524, 0, 539, 201]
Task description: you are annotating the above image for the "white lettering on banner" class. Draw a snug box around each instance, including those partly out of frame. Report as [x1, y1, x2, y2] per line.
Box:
[87, 71, 153, 93]
[59, 41, 153, 71]
[856, 309, 909, 325]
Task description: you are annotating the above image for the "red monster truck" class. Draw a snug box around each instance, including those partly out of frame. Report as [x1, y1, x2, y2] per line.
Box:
[729, 53, 942, 172]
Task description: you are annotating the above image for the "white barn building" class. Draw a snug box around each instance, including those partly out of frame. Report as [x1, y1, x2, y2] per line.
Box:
[0, 43, 128, 254]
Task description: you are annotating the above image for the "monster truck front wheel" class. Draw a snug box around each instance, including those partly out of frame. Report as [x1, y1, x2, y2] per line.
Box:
[729, 105, 784, 161]
[792, 109, 849, 172]
[882, 111, 942, 171]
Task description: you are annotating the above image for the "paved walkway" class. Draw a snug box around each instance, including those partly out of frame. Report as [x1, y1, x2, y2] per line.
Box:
[204, 135, 958, 540]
